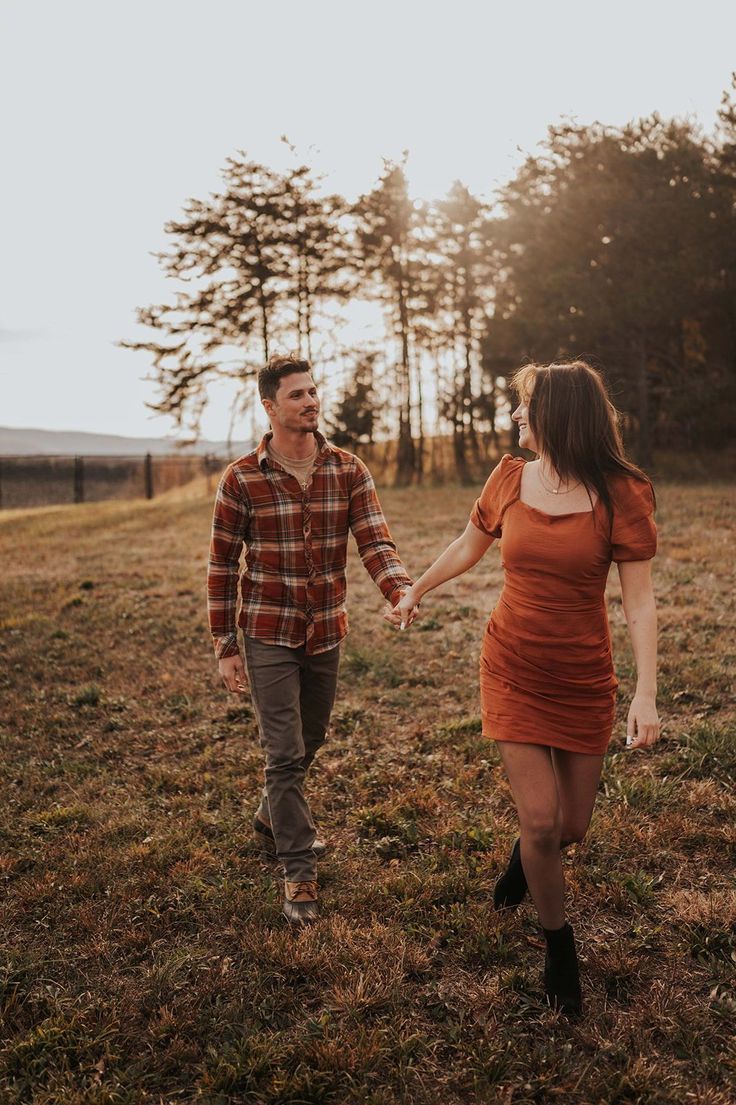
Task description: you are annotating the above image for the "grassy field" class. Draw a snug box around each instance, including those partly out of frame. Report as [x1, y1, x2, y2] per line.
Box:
[0, 475, 734, 1104]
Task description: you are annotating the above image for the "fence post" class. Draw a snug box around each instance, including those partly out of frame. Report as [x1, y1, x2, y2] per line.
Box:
[144, 453, 154, 499]
[74, 456, 84, 503]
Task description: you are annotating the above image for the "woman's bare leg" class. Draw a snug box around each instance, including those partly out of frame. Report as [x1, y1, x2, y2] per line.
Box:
[551, 748, 605, 846]
[494, 741, 565, 929]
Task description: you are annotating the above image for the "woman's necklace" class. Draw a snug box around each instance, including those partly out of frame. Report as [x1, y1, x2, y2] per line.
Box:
[538, 464, 581, 495]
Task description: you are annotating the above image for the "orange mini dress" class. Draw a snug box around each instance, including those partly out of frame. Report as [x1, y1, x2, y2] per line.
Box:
[470, 454, 657, 755]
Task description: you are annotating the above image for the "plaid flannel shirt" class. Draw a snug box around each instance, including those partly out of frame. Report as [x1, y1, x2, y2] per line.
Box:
[207, 431, 413, 659]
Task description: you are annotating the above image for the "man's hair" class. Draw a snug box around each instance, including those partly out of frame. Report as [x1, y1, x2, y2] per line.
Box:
[258, 354, 312, 402]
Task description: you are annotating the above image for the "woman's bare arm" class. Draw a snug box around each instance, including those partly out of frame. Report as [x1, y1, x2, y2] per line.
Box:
[386, 521, 496, 626]
[618, 559, 659, 749]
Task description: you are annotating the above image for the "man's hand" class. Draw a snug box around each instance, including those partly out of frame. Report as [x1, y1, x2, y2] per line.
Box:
[383, 587, 420, 630]
[218, 653, 249, 695]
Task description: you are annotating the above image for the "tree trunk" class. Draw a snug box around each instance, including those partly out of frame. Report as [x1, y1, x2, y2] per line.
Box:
[395, 263, 415, 485]
[460, 261, 479, 470]
[452, 420, 471, 483]
[487, 375, 499, 453]
[415, 356, 425, 483]
[636, 338, 653, 470]
[297, 248, 307, 358]
[463, 341, 480, 469]
[452, 358, 471, 484]
[305, 286, 314, 364]
[431, 348, 445, 480]
[252, 230, 270, 363]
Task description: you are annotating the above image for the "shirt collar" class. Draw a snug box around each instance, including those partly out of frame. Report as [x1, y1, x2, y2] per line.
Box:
[257, 429, 331, 471]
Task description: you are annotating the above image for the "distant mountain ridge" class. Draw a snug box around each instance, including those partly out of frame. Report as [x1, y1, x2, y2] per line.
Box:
[0, 426, 254, 457]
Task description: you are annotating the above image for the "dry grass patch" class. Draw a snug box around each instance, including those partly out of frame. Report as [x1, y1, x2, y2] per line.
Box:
[0, 478, 734, 1103]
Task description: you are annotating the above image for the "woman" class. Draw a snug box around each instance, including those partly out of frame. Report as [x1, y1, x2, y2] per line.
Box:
[389, 360, 659, 1016]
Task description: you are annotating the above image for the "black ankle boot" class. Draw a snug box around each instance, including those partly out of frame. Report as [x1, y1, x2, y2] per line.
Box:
[493, 837, 528, 910]
[542, 922, 582, 1016]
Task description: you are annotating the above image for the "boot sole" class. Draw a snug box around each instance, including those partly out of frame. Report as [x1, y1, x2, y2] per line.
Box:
[282, 906, 319, 926]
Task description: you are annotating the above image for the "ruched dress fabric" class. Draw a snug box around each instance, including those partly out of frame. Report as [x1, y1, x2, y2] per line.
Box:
[470, 454, 657, 755]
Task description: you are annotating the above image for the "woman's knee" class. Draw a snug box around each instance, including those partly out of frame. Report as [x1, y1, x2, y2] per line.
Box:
[521, 810, 563, 848]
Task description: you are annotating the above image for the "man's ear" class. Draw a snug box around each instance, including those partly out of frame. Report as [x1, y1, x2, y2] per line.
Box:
[261, 397, 274, 421]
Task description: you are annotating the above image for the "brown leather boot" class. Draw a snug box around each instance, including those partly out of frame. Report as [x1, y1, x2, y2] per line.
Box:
[282, 880, 319, 925]
[253, 816, 327, 860]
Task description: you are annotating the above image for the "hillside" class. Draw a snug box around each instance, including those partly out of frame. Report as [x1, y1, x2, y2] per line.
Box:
[0, 425, 253, 457]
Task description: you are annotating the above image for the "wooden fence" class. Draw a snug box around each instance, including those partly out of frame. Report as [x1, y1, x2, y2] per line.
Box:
[0, 453, 228, 510]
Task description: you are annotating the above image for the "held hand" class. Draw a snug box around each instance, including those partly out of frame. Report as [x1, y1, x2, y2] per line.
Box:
[625, 694, 660, 750]
[383, 588, 420, 630]
[218, 653, 249, 695]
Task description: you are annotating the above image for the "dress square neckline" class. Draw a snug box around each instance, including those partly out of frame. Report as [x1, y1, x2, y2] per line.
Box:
[514, 458, 599, 519]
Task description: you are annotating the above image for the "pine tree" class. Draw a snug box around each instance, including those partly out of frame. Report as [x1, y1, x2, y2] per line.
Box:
[431, 182, 493, 482]
[353, 160, 424, 484]
[122, 153, 351, 439]
[325, 354, 378, 448]
[484, 116, 733, 462]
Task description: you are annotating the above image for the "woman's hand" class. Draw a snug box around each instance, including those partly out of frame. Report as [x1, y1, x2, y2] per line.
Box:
[626, 693, 660, 749]
[382, 522, 494, 632]
[383, 587, 421, 630]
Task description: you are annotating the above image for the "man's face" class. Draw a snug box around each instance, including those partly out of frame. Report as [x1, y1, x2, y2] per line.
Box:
[263, 372, 320, 434]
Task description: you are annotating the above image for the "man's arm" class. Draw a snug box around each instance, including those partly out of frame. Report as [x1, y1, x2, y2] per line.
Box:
[207, 464, 249, 661]
[348, 457, 413, 603]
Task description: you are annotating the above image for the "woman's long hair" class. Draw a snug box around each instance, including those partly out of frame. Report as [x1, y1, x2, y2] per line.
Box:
[510, 360, 655, 523]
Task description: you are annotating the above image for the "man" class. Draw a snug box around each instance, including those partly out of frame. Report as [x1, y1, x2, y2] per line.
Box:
[207, 354, 413, 925]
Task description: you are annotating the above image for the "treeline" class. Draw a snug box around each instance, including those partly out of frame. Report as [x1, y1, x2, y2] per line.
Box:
[124, 80, 736, 482]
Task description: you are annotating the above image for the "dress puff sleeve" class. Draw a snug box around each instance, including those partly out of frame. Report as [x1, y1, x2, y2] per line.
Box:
[470, 454, 523, 539]
[610, 476, 657, 562]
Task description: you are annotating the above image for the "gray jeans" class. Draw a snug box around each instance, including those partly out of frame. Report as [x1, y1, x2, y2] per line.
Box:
[244, 636, 340, 882]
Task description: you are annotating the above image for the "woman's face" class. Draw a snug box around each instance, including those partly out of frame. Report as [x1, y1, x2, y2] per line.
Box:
[511, 392, 539, 452]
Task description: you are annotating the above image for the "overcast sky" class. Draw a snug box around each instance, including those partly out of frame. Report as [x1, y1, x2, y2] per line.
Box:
[2, 0, 735, 441]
